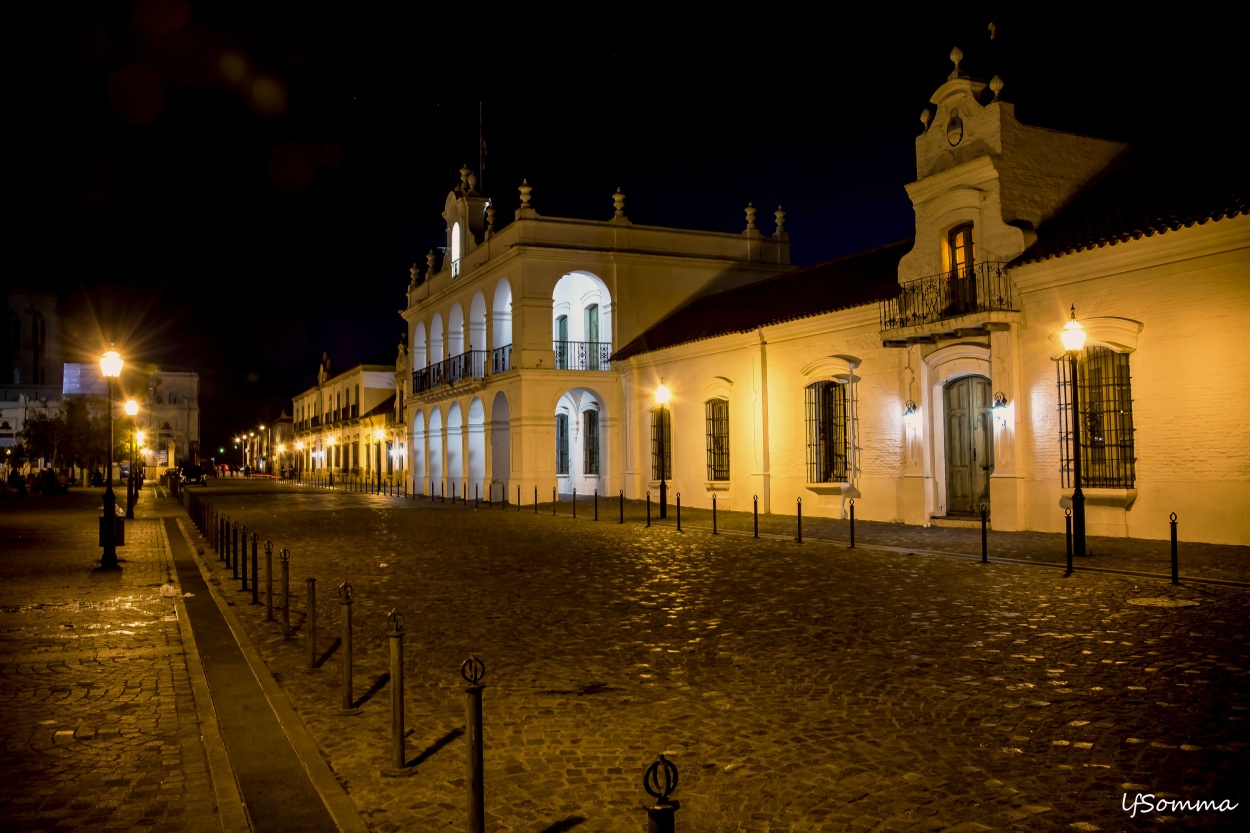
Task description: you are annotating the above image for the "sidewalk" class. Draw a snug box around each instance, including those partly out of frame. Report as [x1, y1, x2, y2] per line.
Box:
[0, 484, 367, 833]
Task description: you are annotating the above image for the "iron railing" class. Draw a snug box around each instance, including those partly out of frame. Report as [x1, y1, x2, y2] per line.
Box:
[412, 350, 488, 394]
[554, 340, 612, 371]
[879, 261, 1015, 330]
[492, 344, 512, 374]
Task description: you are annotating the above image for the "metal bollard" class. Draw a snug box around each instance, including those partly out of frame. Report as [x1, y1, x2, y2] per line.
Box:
[462, 656, 486, 832]
[594, 489, 598, 521]
[475, 482, 479, 507]
[339, 582, 359, 714]
[646, 491, 651, 528]
[250, 533, 259, 604]
[753, 495, 759, 538]
[280, 548, 291, 641]
[265, 540, 274, 621]
[553, 486, 557, 515]
[306, 578, 317, 670]
[1065, 509, 1073, 575]
[232, 522, 240, 579]
[534, 487, 537, 514]
[712, 494, 717, 534]
[619, 490, 624, 524]
[980, 504, 988, 564]
[381, 610, 415, 777]
[1170, 512, 1179, 585]
[643, 754, 680, 833]
[676, 492, 682, 532]
[573, 488, 577, 519]
[796, 496, 802, 543]
[849, 499, 856, 548]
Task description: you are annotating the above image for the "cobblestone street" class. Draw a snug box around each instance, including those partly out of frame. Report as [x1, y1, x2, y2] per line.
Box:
[185, 481, 1249, 832]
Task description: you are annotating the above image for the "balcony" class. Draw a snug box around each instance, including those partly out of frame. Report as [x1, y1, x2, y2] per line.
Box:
[554, 341, 612, 371]
[879, 261, 1019, 346]
[412, 349, 489, 394]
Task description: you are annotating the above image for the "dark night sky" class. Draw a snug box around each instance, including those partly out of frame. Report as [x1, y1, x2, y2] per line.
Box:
[17, 3, 1242, 448]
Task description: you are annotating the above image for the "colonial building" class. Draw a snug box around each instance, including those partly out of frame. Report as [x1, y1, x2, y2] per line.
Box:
[291, 351, 404, 485]
[399, 168, 792, 505]
[612, 49, 1248, 546]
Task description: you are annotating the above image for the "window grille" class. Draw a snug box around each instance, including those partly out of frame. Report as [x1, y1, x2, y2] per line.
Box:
[651, 407, 671, 480]
[555, 413, 570, 475]
[705, 398, 729, 481]
[1057, 346, 1135, 488]
[805, 381, 848, 483]
[583, 410, 600, 475]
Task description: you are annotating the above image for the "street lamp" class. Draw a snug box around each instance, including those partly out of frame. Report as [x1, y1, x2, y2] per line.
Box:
[124, 399, 138, 518]
[100, 347, 123, 569]
[655, 382, 671, 519]
[1060, 305, 1088, 557]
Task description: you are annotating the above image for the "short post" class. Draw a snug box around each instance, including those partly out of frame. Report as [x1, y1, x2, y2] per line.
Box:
[265, 540, 274, 621]
[518, 484, 522, 510]
[250, 533, 259, 604]
[534, 486, 537, 514]
[1065, 508, 1073, 575]
[643, 754, 680, 833]
[619, 490, 624, 524]
[753, 495, 759, 538]
[441, 480, 445, 503]
[306, 577, 318, 670]
[553, 486, 557, 515]
[646, 491, 651, 527]
[676, 492, 682, 532]
[381, 610, 415, 777]
[339, 582, 359, 714]
[462, 656, 486, 832]
[573, 488, 577, 519]
[796, 496, 802, 543]
[712, 494, 717, 534]
[280, 548, 291, 641]
[232, 522, 240, 579]
[1170, 512, 1179, 585]
[594, 489, 598, 521]
[475, 482, 479, 507]
[849, 499, 856, 549]
[980, 504, 988, 564]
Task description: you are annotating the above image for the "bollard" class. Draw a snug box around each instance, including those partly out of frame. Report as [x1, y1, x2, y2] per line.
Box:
[553, 486, 557, 515]
[240, 526, 250, 593]
[643, 754, 680, 833]
[441, 481, 445, 503]
[594, 489, 598, 521]
[676, 492, 682, 532]
[475, 482, 479, 507]
[619, 490, 624, 524]
[753, 495, 759, 538]
[980, 504, 988, 564]
[232, 522, 240, 579]
[1065, 508, 1073, 575]
[462, 656, 486, 832]
[339, 582, 359, 714]
[849, 499, 856, 548]
[381, 610, 415, 776]
[1170, 512, 1179, 585]
[265, 540, 274, 621]
[462, 482, 466, 503]
[250, 533, 259, 604]
[573, 488, 577, 519]
[306, 577, 318, 670]
[646, 491, 651, 528]
[796, 497, 802, 543]
[280, 548, 291, 641]
[712, 494, 717, 534]
[534, 486, 538, 514]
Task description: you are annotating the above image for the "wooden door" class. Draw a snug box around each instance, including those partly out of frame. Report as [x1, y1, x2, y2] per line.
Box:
[945, 376, 992, 515]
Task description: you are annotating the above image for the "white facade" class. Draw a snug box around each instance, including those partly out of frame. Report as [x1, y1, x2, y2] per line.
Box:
[292, 356, 402, 481]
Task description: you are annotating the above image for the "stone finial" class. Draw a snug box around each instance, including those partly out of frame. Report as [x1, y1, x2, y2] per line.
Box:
[989, 75, 1004, 100]
[613, 187, 626, 218]
[745, 202, 757, 230]
[920, 109, 931, 130]
[459, 164, 471, 192]
[519, 178, 532, 208]
[467, 170, 478, 192]
[774, 205, 786, 235]
[485, 202, 496, 237]
[426, 250, 437, 273]
[409, 263, 419, 287]
[949, 46, 964, 80]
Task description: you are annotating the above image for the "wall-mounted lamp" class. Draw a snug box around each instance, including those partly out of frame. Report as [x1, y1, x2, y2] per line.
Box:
[903, 400, 920, 432]
[992, 391, 1012, 429]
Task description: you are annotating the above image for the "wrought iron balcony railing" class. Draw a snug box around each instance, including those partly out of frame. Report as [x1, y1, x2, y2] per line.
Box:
[492, 344, 512, 374]
[554, 340, 612, 371]
[879, 261, 1016, 330]
[412, 349, 488, 394]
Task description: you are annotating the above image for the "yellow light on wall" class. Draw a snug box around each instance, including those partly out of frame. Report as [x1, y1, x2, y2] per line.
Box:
[903, 400, 920, 433]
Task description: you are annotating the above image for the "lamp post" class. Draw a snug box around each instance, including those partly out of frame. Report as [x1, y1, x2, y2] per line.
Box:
[655, 382, 671, 519]
[124, 399, 138, 518]
[100, 348, 123, 569]
[1060, 305, 1087, 557]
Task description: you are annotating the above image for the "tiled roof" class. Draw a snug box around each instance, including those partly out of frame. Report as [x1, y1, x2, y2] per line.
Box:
[612, 239, 911, 361]
[1017, 157, 1249, 264]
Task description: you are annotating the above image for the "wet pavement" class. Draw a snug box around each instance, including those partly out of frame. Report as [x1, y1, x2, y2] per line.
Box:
[2, 479, 1247, 832]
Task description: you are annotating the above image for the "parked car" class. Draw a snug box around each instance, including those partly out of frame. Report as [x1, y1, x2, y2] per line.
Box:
[180, 465, 208, 485]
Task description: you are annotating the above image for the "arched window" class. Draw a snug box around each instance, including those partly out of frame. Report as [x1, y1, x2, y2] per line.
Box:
[946, 223, 976, 314]
[705, 398, 729, 481]
[451, 221, 462, 277]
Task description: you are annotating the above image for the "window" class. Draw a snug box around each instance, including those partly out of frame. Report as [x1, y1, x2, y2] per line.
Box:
[1057, 346, 1136, 488]
[555, 413, 570, 475]
[805, 381, 848, 483]
[554, 315, 568, 369]
[947, 222, 976, 314]
[451, 221, 462, 277]
[650, 407, 671, 480]
[705, 398, 729, 481]
[585, 304, 600, 370]
[583, 410, 600, 475]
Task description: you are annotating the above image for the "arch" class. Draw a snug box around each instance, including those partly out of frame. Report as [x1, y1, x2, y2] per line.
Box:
[468, 291, 488, 352]
[413, 321, 428, 369]
[923, 343, 992, 519]
[552, 270, 613, 366]
[428, 407, 444, 495]
[448, 302, 466, 357]
[430, 313, 445, 364]
[446, 401, 464, 493]
[552, 385, 611, 496]
[467, 396, 486, 500]
[411, 410, 427, 491]
[490, 391, 511, 500]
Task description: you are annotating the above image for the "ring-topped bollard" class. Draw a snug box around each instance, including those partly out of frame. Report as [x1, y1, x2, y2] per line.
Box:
[381, 610, 416, 777]
[644, 753, 680, 832]
[264, 540, 275, 620]
[461, 655, 486, 832]
[279, 548, 291, 641]
[339, 582, 359, 714]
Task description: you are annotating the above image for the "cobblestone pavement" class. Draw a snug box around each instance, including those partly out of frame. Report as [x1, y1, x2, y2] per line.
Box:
[181, 481, 1249, 832]
[0, 487, 223, 833]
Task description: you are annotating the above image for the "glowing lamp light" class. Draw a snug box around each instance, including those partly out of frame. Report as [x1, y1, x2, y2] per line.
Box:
[136, 430, 146, 445]
[991, 391, 1012, 429]
[903, 400, 920, 432]
[100, 349, 123, 379]
[1060, 305, 1087, 353]
[376, 428, 386, 441]
[124, 399, 138, 417]
[655, 383, 671, 405]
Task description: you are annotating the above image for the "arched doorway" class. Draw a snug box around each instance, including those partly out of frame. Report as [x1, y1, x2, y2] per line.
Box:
[944, 375, 993, 515]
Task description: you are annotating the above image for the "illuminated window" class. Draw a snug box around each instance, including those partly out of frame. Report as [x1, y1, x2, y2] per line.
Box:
[583, 410, 600, 475]
[650, 407, 671, 480]
[805, 381, 848, 483]
[705, 398, 729, 481]
[555, 412, 569, 475]
[1058, 347, 1136, 488]
[947, 222, 976, 314]
[451, 221, 462, 277]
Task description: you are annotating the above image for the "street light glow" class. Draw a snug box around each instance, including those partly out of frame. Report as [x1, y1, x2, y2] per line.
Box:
[1060, 305, 1087, 353]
